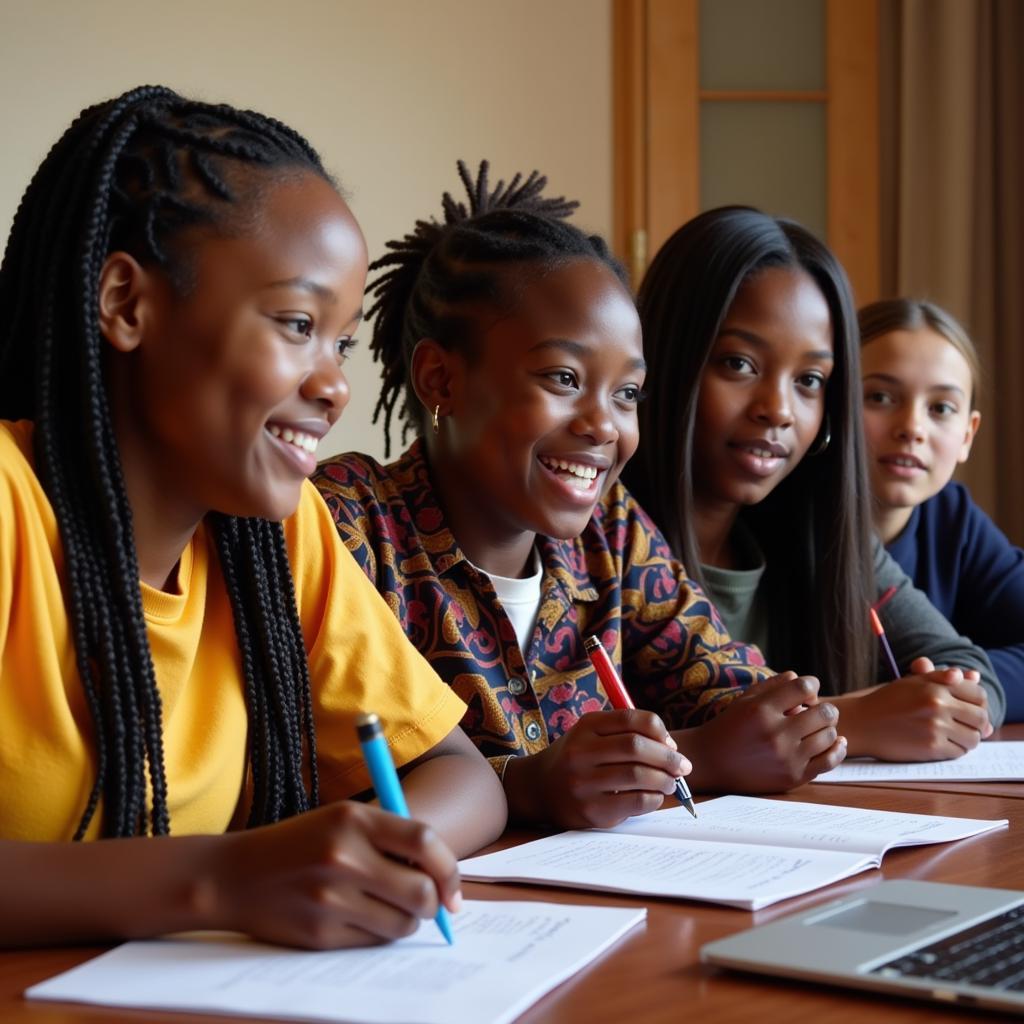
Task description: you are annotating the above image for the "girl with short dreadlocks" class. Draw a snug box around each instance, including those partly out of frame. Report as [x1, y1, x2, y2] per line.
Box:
[314, 162, 844, 831]
[0, 87, 505, 948]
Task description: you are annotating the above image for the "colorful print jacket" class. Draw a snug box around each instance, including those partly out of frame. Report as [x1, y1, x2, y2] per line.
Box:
[313, 442, 770, 771]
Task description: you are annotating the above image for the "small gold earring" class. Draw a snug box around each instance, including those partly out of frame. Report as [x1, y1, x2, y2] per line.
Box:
[432, 404, 440, 434]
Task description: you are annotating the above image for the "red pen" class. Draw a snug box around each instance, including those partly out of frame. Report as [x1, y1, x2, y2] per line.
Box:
[584, 635, 697, 818]
[869, 607, 902, 681]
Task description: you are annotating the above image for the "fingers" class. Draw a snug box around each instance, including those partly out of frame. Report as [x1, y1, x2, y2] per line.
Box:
[946, 675, 988, 707]
[794, 704, 840, 755]
[788, 700, 839, 739]
[575, 762, 678, 798]
[745, 669, 796, 692]
[577, 789, 669, 828]
[942, 721, 984, 756]
[231, 804, 461, 950]
[364, 808, 461, 912]
[918, 673, 990, 735]
[948, 698, 990, 735]
[804, 735, 848, 778]
[584, 708, 673, 743]
[572, 710, 689, 775]
[902, 668, 988, 705]
[909, 655, 936, 674]
[748, 673, 821, 714]
[333, 871, 439, 943]
[583, 728, 690, 778]
[930, 672, 992, 738]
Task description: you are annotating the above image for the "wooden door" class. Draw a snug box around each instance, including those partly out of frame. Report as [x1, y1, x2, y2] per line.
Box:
[613, 0, 880, 304]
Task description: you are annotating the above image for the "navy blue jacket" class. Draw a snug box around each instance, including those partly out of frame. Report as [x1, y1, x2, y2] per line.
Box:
[887, 482, 1024, 720]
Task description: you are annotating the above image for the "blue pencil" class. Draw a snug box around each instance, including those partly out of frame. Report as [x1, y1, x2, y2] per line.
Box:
[356, 712, 454, 945]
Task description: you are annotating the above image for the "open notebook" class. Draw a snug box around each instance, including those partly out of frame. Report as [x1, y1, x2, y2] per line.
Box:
[459, 796, 1007, 911]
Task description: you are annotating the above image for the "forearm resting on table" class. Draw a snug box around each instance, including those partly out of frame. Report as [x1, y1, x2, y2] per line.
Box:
[0, 834, 228, 947]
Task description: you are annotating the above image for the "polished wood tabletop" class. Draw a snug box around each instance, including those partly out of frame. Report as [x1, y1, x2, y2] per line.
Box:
[5, 727, 1024, 1024]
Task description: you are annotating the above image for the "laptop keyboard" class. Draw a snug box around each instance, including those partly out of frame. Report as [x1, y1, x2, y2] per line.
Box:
[872, 905, 1024, 991]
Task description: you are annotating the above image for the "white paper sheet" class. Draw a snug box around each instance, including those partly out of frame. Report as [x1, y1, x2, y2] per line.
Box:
[459, 796, 1006, 911]
[26, 901, 645, 1024]
[813, 741, 1024, 783]
[464, 831, 874, 910]
[606, 794, 1006, 854]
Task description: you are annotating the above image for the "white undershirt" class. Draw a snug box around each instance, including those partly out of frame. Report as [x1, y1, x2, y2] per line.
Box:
[475, 547, 544, 658]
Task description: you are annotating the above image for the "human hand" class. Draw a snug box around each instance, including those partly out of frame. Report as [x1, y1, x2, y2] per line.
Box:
[959, 667, 993, 738]
[213, 801, 461, 949]
[504, 710, 691, 830]
[840, 657, 991, 761]
[679, 672, 845, 793]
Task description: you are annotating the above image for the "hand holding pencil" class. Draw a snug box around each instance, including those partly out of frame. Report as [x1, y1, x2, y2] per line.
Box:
[585, 635, 697, 818]
[357, 712, 459, 944]
[504, 643, 693, 830]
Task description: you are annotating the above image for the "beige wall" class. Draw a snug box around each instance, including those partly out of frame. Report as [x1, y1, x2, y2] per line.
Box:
[0, 0, 612, 461]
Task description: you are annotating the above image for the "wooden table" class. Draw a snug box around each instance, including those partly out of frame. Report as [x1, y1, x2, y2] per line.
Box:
[5, 729, 1024, 1024]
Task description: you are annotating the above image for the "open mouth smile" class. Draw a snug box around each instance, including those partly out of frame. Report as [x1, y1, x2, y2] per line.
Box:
[728, 439, 790, 478]
[879, 452, 927, 478]
[538, 455, 605, 499]
[267, 423, 320, 453]
[266, 422, 322, 475]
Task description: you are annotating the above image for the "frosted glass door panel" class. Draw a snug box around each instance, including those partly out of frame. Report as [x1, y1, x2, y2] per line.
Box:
[699, 0, 825, 91]
[700, 101, 826, 239]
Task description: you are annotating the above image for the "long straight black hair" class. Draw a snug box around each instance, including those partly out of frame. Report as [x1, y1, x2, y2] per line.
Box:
[0, 86, 327, 837]
[623, 206, 874, 695]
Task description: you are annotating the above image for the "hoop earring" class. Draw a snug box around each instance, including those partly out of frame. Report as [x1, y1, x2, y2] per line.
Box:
[808, 415, 831, 456]
[431, 404, 440, 435]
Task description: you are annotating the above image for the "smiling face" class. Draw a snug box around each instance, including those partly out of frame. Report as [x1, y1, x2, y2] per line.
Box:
[692, 265, 834, 517]
[425, 258, 644, 569]
[861, 326, 980, 533]
[105, 171, 368, 528]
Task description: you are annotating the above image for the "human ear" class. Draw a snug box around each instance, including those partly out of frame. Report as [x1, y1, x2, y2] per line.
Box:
[958, 409, 982, 463]
[97, 252, 156, 353]
[410, 338, 463, 420]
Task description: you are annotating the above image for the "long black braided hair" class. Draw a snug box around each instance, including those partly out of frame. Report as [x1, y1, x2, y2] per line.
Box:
[0, 86, 330, 838]
[367, 159, 628, 456]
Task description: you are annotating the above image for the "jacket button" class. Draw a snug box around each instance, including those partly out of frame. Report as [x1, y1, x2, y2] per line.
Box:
[508, 677, 527, 696]
[524, 721, 543, 742]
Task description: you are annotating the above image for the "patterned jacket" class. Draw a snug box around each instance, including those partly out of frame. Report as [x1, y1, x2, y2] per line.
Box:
[313, 442, 770, 772]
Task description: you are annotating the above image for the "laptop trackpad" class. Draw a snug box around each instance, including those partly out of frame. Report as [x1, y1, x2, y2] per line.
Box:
[808, 900, 958, 936]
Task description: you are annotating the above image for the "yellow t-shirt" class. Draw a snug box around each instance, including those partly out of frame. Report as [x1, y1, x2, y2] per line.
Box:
[0, 420, 466, 841]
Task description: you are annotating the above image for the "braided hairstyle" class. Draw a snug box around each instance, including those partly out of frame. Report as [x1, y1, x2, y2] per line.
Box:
[367, 159, 627, 456]
[0, 86, 331, 838]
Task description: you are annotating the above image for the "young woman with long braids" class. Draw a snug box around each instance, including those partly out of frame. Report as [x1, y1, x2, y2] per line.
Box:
[0, 87, 505, 948]
[623, 206, 1003, 762]
[315, 162, 849, 831]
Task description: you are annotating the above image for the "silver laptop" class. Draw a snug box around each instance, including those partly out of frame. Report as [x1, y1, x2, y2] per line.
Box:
[701, 880, 1024, 1013]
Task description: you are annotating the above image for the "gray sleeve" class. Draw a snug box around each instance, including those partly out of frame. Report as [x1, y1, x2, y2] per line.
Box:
[873, 537, 1005, 727]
